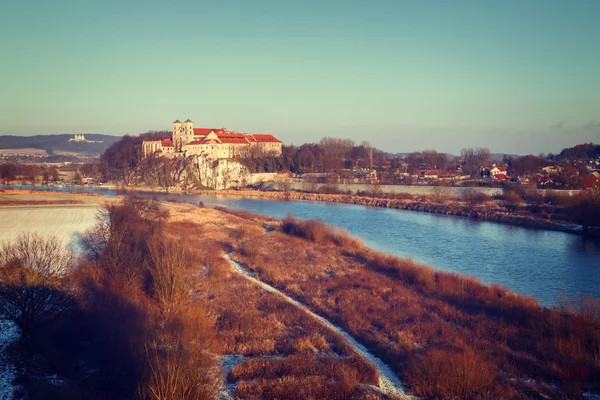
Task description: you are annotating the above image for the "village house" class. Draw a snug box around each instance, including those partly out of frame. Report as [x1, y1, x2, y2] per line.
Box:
[489, 165, 507, 176]
[542, 165, 563, 174]
[418, 169, 459, 180]
[142, 119, 282, 159]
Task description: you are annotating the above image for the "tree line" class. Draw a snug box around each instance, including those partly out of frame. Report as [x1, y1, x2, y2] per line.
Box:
[5, 129, 596, 189]
[0, 163, 60, 184]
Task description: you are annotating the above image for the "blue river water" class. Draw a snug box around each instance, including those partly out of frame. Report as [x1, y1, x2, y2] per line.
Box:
[4, 184, 599, 306]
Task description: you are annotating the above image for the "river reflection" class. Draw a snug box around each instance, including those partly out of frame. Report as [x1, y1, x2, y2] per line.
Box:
[3, 184, 599, 306]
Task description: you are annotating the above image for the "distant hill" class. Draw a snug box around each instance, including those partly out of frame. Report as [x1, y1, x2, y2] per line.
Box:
[0, 134, 122, 154]
[558, 143, 600, 159]
[489, 153, 521, 160]
[388, 152, 458, 160]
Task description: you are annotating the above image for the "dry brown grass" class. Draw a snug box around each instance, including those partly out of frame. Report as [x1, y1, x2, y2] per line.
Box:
[161, 207, 382, 399]
[405, 346, 500, 399]
[230, 217, 600, 398]
[282, 214, 358, 248]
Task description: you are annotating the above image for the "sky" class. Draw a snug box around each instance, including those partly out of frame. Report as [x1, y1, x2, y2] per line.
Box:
[0, 0, 598, 155]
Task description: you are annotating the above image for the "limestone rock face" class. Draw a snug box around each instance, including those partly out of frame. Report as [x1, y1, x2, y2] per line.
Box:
[188, 155, 250, 190]
[134, 155, 270, 190]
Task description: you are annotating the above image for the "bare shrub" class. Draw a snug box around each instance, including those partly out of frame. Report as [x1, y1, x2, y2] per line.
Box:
[0, 233, 73, 277]
[147, 239, 193, 315]
[201, 243, 227, 280]
[239, 240, 261, 260]
[503, 189, 522, 211]
[431, 183, 451, 203]
[463, 190, 491, 207]
[0, 233, 74, 338]
[140, 305, 219, 400]
[566, 188, 600, 230]
[234, 224, 263, 247]
[405, 346, 495, 399]
[80, 197, 169, 286]
[281, 214, 356, 247]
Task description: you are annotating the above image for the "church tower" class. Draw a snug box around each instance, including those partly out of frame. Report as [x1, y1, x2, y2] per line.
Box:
[172, 119, 183, 151]
[183, 119, 194, 145]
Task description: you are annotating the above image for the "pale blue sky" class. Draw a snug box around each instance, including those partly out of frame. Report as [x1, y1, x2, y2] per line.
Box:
[0, 0, 598, 154]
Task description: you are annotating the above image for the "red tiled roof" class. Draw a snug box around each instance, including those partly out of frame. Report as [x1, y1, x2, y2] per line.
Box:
[161, 139, 173, 147]
[252, 134, 281, 143]
[216, 131, 245, 138]
[494, 173, 507, 180]
[183, 129, 281, 145]
[193, 128, 219, 135]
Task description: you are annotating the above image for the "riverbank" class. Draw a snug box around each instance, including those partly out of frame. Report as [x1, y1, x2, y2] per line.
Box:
[190, 188, 585, 235]
[3, 184, 599, 306]
[191, 204, 600, 399]
[1, 183, 589, 235]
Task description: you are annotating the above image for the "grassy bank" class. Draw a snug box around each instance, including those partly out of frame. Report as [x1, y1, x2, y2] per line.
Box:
[231, 214, 600, 399]
[192, 188, 590, 234]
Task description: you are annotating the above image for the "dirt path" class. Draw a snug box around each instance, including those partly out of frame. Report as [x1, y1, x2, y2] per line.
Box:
[224, 253, 411, 399]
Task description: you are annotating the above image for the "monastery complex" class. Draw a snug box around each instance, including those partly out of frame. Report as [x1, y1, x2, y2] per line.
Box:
[142, 119, 282, 159]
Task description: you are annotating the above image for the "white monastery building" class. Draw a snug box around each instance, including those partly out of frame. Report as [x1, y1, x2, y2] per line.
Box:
[69, 134, 103, 143]
[142, 119, 282, 159]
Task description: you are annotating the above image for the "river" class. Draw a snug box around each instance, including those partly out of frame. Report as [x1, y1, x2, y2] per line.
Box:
[3, 184, 599, 306]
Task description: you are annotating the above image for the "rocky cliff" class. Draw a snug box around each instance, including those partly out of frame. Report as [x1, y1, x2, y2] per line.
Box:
[134, 155, 252, 190]
[190, 155, 250, 190]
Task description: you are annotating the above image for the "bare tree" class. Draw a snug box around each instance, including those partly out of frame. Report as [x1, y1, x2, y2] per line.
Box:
[0, 233, 74, 338]
[80, 197, 169, 286]
[461, 147, 491, 177]
[422, 150, 447, 170]
[147, 240, 192, 316]
[319, 137, 355, 173]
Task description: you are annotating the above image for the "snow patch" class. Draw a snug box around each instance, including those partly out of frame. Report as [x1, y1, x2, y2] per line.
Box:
[0, 319, 20, 400]
[224, 253, 412, 399]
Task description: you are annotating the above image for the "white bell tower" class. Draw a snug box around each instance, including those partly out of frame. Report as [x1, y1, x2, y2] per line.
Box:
[183, 119, 194, 144]
[172, 119, 183, 151]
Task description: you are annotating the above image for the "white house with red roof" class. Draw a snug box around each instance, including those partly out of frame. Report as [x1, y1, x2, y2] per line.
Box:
[142, 119, 282, 159]
[489, 165, 506, 176]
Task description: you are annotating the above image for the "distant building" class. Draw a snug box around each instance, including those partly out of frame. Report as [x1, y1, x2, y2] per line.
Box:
[489, 165, 506, 176]
[142, 119, 282, 159]
[68, 134, 103, 143]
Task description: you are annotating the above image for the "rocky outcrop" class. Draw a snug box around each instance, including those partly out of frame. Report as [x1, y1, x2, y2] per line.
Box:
[188, 156, 250, 190]
[134, 155, 252, 190]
